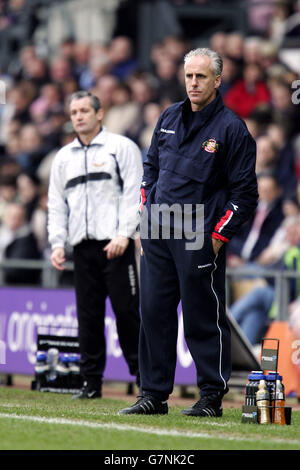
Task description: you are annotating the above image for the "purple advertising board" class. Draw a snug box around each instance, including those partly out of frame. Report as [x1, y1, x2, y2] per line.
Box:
[0, 287, 196, 385]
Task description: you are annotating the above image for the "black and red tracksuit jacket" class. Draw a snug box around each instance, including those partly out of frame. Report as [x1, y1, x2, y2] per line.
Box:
[140, 91, 258, 243]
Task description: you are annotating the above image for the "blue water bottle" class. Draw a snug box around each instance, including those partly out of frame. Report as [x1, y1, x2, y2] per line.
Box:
[35, 351, 49, 375]
[245, 371, 265, 406]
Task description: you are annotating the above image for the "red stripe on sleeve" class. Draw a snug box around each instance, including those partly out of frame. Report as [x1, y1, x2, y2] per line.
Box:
[214, 209, 233, 234]
[140, 188, 146, 211]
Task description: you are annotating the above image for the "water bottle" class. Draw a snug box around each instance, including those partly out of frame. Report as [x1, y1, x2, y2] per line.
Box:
[56, 353, 70, 375]
[265, 372, 284, 408]
[35, 351, 49, 375]
[256, 379, 271, 424]
[68, 354, 80, 374]
[274, 379, 286, 425]
[47, 347, 59, 382]
[245, 371, 265, 406]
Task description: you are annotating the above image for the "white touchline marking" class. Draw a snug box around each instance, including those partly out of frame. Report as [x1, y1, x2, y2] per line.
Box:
[0, 403, 110, 416]
[0, 412, 298, 445]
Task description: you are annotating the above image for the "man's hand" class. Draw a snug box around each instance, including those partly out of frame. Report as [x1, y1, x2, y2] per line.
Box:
[212, 238, 224, 255]
[227, 254, 245, 268]
[103, 235, 129, 260]
[51, 247, 66, 271]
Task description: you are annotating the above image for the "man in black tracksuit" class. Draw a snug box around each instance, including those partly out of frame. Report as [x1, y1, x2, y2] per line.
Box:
[120, 48, 258, 417]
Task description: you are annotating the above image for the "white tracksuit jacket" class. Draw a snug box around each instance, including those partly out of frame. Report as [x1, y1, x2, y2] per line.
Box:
[47, 127, 143, 249]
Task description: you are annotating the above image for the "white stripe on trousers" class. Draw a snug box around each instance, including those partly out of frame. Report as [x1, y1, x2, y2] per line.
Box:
[210, 252, 227, 391]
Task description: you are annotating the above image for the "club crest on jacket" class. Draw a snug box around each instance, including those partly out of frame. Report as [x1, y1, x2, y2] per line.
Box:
[202, 138, 219, 153]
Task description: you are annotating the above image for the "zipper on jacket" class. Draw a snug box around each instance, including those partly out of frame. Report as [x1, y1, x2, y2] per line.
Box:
[84, 146, 89, 239]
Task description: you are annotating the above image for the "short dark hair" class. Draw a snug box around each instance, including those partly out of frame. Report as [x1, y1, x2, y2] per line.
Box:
[69, 91, 102, 113]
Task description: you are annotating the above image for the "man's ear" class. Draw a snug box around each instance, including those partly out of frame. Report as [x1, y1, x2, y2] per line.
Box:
[97, 108, 104, 123]
[215, 75, 221, 89]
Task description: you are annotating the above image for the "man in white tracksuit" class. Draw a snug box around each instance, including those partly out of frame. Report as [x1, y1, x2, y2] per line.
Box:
[47, 91, 143, 398]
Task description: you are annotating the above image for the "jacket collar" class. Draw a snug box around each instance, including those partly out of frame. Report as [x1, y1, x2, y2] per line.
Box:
[70, 126, 108, 148]
[181, 90, 224, 126]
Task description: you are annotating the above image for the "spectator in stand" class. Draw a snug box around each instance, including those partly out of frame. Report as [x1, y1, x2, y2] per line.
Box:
[161, 36, 187, 64]
[248, 104, 274, 137]
[224, 31, 245, 73]
[109, 36, 138, 81]
[30, 83, 62, 121]
[60, 76, 78, 100]
[230, 283, 275, 346]
[218, 55, 240, 96]
[255, 134, 278, 175]
[209, 31, 227, 56]
[243, 36, 263, 65]
[128, 72, 157, 106]
[58, 37, 76, 64]
[15, 124, 46, 175]
[79, 52, 111, 91]
[154, 54, 183, 103]
[230, 213, 300, 346]
[92, 74, 118, 114]
[30, 185, 49, 257]
[0, 0, 36, 73]
[228, 172, 284, 267]
[20, 56, 49, 89]
[231, 189, 300, 273]
[72, 42, 90, 82]
[126, 72, 158, 144]
[150, 41, 170, 75]
[49, 55, 73, 86]
[136, 102, 162, 160]
[103, 82, 140, 136]
[7, 83, 33, 124]
[0, 174, 18, 223]
[16, 172, 40, 222]
[268, 78, 300, 138]
[0, 160, 21, 182]
[224, 63, 271, 118]
[17, 44, 36, 76]
[3, 131, 21, 164]
[0, 201, 41, 285]
[246, 0, 274, 35]
[258, 40, 280, 71]
[29, 83, 64, 139]
[266, 121, 298, 198]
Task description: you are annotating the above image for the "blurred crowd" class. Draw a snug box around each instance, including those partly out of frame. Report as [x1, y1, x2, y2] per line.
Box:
[0, 0, 300, 344]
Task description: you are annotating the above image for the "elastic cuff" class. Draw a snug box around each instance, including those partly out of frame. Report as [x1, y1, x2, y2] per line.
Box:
[212, 232, 229, 243]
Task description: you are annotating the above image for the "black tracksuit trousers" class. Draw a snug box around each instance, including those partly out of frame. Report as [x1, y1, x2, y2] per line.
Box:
[139, 234, 231, 401]
[73, 239, 140, 387]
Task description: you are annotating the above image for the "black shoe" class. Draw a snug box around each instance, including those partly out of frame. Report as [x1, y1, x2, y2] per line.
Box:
[119, 395, 168, 415]
[71, 381, 102, 400]
[181, 393, 223, 417]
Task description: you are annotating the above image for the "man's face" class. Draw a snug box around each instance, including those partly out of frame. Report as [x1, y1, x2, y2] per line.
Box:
[4, 204, 25, 232]
[258, 176, 280, 204]
[70, 96, 103, 136]
[184, 55, 221, 111]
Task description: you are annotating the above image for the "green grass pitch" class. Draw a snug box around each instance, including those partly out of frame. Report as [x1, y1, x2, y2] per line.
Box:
[0, 387, 300, 450]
